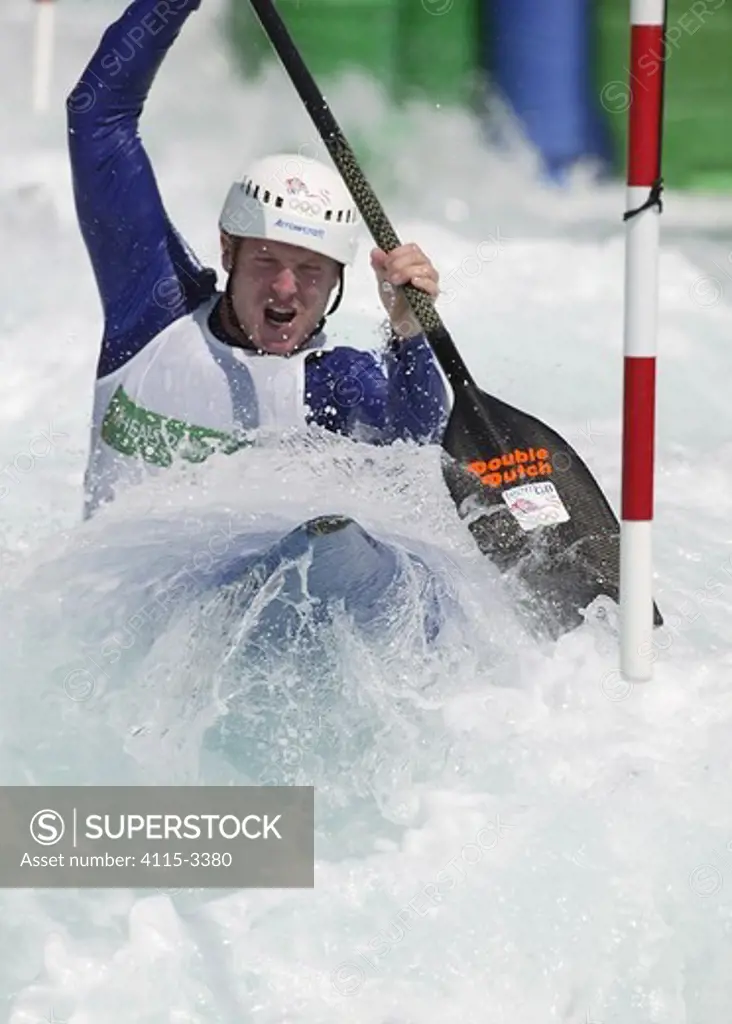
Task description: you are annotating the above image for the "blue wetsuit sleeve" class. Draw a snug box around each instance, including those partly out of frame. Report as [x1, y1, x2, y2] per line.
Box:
[382, 334, 450, 442]
[67, 0, 217, 379]
[306, 335, 450, 445]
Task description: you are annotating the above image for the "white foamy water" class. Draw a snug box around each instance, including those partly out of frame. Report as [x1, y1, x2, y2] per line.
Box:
[3, 1, 732, 1022]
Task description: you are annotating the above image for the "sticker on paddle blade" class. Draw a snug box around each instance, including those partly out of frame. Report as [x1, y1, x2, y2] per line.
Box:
[501, 480, 570, 532]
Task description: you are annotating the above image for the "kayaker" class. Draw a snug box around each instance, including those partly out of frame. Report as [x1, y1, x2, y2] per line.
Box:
[68, 0, 451, 518]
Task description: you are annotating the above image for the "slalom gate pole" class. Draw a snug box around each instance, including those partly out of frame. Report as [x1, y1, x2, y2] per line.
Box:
[619, 0, 668, 681]
[32, 0, 56, 114]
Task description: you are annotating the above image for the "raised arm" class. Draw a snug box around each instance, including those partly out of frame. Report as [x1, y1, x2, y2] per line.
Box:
[67, 0, 217, 378]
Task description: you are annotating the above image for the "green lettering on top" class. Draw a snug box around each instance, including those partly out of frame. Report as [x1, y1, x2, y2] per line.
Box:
[101, 386, 252, 467]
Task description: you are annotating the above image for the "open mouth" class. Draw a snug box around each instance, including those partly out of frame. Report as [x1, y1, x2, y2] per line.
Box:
[264, 307, 297, 326]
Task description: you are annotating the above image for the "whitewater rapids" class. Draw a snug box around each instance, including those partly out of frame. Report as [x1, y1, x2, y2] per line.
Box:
[2, 0, 732, 1021]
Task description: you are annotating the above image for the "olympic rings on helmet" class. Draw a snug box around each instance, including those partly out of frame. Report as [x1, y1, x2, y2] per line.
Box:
[288, 198, 323, 216]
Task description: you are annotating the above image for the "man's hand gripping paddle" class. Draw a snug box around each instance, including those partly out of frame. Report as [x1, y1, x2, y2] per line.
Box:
[247, 0, 663, 638]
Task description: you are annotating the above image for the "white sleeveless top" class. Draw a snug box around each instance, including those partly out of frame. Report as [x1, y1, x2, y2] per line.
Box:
[84, 295, 336, 516]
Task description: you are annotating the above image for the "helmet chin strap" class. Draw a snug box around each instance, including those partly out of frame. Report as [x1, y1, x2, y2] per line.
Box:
[220, 264, 345, 355]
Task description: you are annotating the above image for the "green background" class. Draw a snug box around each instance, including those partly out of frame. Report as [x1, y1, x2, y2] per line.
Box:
[596, 0, 732, 191]
[228, 0, 732, 192]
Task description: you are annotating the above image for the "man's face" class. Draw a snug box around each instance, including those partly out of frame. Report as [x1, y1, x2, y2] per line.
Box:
[222, 235, 341, 355]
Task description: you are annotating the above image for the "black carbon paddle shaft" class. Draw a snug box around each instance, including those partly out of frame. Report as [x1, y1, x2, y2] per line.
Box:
[247, 0, 477, 394]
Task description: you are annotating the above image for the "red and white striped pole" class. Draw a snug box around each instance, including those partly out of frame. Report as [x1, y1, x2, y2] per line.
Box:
[32, 0, 56, 114]
[620, 0, 667, 681]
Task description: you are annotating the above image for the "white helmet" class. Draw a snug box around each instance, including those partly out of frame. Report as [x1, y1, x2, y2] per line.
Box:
[219, 153, 361, 266]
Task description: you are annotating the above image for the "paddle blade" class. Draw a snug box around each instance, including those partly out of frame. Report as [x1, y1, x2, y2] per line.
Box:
[440, 386, 663, 637]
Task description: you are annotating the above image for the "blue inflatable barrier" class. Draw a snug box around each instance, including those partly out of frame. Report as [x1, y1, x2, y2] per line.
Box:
[487, 0, 614, 180]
